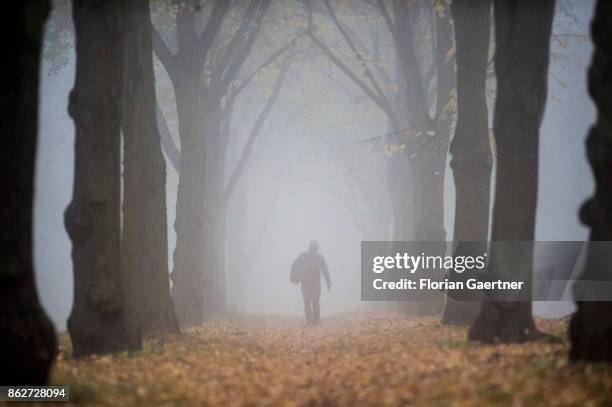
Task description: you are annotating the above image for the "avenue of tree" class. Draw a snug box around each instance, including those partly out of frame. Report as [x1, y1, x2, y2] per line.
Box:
[2, 0, 612, 386]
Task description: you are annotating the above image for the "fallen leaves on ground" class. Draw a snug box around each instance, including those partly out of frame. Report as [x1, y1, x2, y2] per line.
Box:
[46, 313, 612, 406]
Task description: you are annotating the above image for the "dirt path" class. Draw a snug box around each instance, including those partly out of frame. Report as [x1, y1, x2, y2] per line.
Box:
[49, 313, 612, 406]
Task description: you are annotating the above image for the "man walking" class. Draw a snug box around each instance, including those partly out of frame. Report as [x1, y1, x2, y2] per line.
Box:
[290, 241, 331, 325]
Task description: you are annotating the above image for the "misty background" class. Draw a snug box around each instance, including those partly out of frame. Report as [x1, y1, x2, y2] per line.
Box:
[35, 0, 595, 330]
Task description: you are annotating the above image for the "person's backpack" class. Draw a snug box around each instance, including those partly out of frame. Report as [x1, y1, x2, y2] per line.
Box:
[290, 255, 303, 284]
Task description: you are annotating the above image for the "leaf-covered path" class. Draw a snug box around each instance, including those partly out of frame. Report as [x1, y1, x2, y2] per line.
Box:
[51, 313, 612, 406]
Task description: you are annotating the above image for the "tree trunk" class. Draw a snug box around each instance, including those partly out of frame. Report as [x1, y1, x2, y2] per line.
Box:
[122, 0, 179, 341]
[415, 1, 455, 316]
[394, 0, 452, 316]
[206, 210, 227, 316]
[226, 178, 249, 310]
[65, 0, 128, 356]
[390, 0, 443, 315]
[442, 0, 492, 326]
[569, 0, 612, 362]
[468, 0, 555, 343]
[203, 104, 227, 316]
[171, 76, 208, 327]
[413, 0, 452, 247]
[390, 0, 430, 246]
[387, 0, 429, 248]
[388, 155, 414, 241]
[0, 0, 56, 384]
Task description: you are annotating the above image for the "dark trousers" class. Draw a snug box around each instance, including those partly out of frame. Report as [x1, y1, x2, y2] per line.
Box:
[301, 283, 321, 324]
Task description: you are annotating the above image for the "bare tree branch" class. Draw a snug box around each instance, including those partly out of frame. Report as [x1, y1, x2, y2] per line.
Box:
[308, 32, 399, 127]
[315, 64, 367, 104]
[152, 25, 177, 77]
[375, 0, 397, 44]
[321, 0, 391, 110]
[156, 104, 180, 172]
[175, 0, 197, 56]
[370, 28, 393, 86]
[215, 0, 272, 98]
[221, 55, 291, 205]
[332, 14, 393, 92]
[219, 98, 234, 154]
[226, 30, 306, 105]
[194, 0, 231, 73]
[211, 0, 262, 82]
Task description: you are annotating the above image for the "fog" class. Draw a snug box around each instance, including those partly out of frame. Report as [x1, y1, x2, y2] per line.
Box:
[35, 0, 596, 330]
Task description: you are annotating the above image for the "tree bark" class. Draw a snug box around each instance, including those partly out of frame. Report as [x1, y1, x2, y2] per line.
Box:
[413, 0, 453, 247]
[122, 0, 179, 342]
[0, 0, 56, 384]
[569, 0, 612, 362]
[157, 104, 180, 173]
[393, 0, 451, 316]
[65, 0, 128, 356]
[442, 0, 492, 326]
[468, 0, 555, 343]
[416, 0, 455, 316]
[170, 76, 210, 327]
[203, 104, 226, 316]
[387, 1, 431, 248]
[171, 88, 225, 324]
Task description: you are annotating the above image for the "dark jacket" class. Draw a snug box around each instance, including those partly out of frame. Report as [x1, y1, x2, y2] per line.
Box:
[290, 252, 331, 288]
